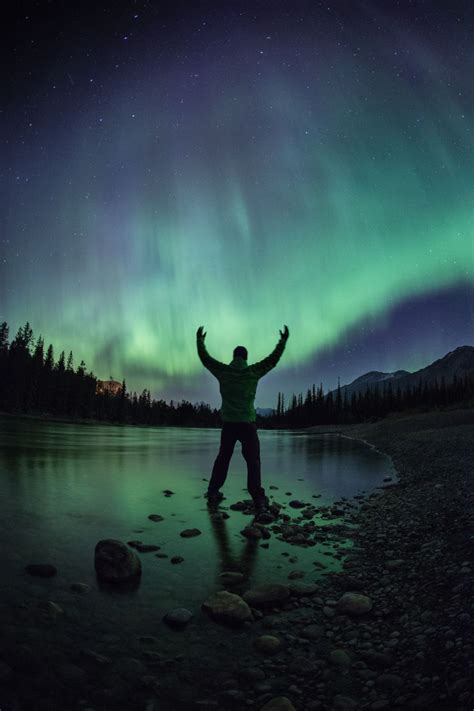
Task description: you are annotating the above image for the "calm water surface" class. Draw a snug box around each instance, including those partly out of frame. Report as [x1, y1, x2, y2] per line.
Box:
[0, 416, 395, 650]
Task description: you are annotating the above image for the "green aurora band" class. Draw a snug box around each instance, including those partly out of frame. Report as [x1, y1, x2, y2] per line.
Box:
[2, 13, 473, 401]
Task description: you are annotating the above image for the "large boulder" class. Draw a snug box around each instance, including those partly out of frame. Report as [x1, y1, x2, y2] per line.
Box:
[94, 539, 142, 582]
[202, 591, 253, 627]
[243, 583, 290, 607]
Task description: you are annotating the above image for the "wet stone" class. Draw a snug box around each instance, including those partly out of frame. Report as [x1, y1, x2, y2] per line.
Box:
[336, 592, 373, 616]
[300, 624, 325, 640]
[202, 591, 253, 627]
[70, 582, 91, 593]
[289, 582, 319, 596]
[219, 571, 245, 586]
[253, 635, 282, 655]
[241, 526, 263, 540]
[25, 564, 57, 577]
[94, 539, 141, 582]
[329, 649, 352, 667]
[243, 583, 290, 607]
[255, 512, 276, 524]
[163, 608, 193, 629]
[376, 673, 404, 689]
[239, 666, 266, 682]
[36, 600, 64, 621]
[180, 528, 202, 538]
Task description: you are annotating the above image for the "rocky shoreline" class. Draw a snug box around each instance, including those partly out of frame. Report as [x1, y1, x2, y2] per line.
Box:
[182, 407, 473, 711]
[1, 407, 473, 710]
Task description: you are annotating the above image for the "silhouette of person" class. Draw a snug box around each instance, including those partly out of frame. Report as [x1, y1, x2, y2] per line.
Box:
[196, 325, 289, 514]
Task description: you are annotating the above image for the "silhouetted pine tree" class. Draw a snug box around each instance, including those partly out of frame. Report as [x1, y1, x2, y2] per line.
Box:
[0, 321, 9, 407]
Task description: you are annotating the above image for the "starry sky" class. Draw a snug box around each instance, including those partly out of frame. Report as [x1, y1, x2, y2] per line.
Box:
[1, 0, 473, 409]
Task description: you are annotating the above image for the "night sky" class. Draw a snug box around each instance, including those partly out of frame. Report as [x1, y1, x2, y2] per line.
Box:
[2, 1, 473, 409]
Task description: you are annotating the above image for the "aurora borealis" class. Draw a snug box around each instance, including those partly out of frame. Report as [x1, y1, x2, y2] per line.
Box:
[2, 1, 473, 408]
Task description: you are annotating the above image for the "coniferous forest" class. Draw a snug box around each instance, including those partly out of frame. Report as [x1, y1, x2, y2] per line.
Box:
[0, 321, 472, 429]
[267, 372, 474, 428]
[0, 321, 219, 427]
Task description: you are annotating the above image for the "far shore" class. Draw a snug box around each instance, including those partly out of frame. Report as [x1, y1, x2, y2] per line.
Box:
[2, 405, 471, 434]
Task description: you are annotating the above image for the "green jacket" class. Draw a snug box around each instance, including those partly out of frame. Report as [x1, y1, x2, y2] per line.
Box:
[197, 335, 287, 422]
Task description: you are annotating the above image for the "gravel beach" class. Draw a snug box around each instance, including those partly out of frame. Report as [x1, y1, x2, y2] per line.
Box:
[297, 406, 474, 710]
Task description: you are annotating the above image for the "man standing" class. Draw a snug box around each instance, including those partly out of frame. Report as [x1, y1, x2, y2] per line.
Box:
[196, 325, 289, 515]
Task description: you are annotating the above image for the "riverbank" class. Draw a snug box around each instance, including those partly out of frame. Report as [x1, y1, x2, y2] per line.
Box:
[302, 407, 474, 710]
[182, 407, 474, 710]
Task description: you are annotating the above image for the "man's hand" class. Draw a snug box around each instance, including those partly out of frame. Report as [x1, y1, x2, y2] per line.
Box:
[279, 325, 289, 341]
[197, 326, 207, 339]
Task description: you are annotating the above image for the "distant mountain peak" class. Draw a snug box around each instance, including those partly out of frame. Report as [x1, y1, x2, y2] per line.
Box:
[332, 344, 474, 398]
[349, 369, 410, 387]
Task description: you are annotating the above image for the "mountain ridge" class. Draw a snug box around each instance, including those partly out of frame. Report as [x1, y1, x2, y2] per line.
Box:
[331, 345, 474, 399]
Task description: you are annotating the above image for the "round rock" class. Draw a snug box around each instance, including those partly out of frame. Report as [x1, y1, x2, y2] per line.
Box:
[243, 583, 290, 607]
[180, 528, 202, 538]
[36, 600, 64, 621]
[255, 512, 275, 524]
[25, 564, 57, 577]
[94, 539, 141, 582]
[253, 635, 282, 655]
[219, 571, 245, 586]
[336, 592, 373, 615]
[202, 591, 253, 627]
[163, 608, 193, 629]
[289, 582, 319, 596]
[329, 649, 352, 667]
[241, 526, 263, 540]
[70, 582, 91, 594]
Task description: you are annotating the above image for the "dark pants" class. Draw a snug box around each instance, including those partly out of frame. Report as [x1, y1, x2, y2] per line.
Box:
[208, 422, 265, 501]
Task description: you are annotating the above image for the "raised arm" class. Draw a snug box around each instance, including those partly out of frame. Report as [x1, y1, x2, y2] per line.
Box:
[196, 326, 226, 378]
[249, 325, 289, 379]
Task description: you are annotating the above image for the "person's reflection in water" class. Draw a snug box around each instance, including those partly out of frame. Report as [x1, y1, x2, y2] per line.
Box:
[207, 505, 259, 585]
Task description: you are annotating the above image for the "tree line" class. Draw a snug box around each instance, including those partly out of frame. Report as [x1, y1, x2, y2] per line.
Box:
[268, 372, 474, 428]
[0, 321, 220, 427]
[1, 320, 472, 430]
